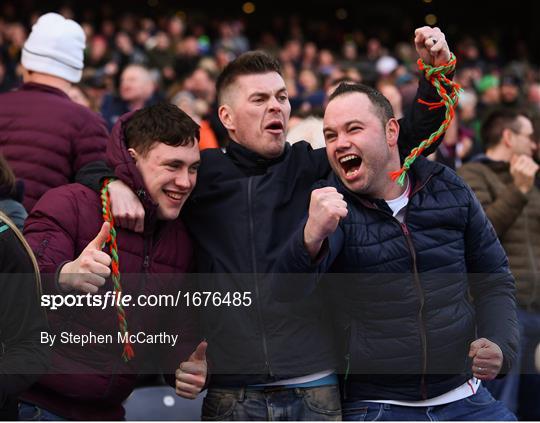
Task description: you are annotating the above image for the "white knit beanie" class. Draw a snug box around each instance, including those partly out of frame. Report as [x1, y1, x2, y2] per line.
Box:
[21, 13, 85, 83]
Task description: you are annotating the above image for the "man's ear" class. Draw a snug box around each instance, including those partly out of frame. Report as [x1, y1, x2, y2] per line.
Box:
[501, 128, 514, 149]
[127, 148, 139, 161]
[386, 118, 400, 148]
[218, 104, 235, 131]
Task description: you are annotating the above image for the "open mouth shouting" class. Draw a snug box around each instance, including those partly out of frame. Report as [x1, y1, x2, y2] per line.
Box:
[264, 119, 284, 135]
[339, 154, 362, 179]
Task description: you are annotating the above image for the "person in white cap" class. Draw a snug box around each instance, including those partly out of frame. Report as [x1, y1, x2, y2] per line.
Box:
[0, 12, 108, 212]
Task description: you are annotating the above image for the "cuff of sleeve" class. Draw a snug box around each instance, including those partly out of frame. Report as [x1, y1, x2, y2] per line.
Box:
[54, 261, 73, 294]
[487, 336, 513, 377]
[418, 69, 456, 100]
[297, 225, 329, 270]
[506, 184, 529, 207]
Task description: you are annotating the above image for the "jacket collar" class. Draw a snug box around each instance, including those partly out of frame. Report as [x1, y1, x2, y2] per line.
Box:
[469, 154, 510, 172]
[226, 140, 289, 176]
[21, 82, 70, 99]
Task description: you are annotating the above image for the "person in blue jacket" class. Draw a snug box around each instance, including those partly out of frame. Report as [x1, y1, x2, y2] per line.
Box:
[273, 82, 519, 421]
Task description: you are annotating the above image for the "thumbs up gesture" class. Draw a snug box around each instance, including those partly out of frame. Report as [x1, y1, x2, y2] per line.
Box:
[58, 222, 112, 293]
[175, 341, 208, 399]
[469, 337, 503, 381]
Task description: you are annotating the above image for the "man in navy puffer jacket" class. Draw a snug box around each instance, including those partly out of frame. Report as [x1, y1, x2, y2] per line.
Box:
[273, 83, 519, 421]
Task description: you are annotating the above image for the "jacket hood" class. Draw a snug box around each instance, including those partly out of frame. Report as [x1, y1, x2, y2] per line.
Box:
[106, 111, 158, 229]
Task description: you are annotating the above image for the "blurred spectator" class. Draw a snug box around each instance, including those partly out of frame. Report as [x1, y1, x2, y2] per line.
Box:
[375, 55, 398, 78]
[182, 66, 217, 106]
[458, 110, 540, 420]
[0, 155, 26, 229]
[215, 21, 249, 57]
[286, 115, 324, 149]
[301, 41, 318, 70]
[68, 84, 96, 111]
[0, 12, 108, 211]
[457, 89, 482, 158]
[111, 31, 147, 82]
[377, 80, 403, 119]
[83, 34, 113, 85]
[318, 48, 336, 77]
[100, 64, 161, 130]
[475, 74, 501, 123]
[292, 68, 325, 112]
[174, 35, 201, 81]
[147, 31, 176, 87]
[500, 74, 524, 108]
[171, 90, 219, 150]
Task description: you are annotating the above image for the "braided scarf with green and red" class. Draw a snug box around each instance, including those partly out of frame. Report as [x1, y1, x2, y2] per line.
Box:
[101, 178, 134, 362]
[389, 52, 461, 186]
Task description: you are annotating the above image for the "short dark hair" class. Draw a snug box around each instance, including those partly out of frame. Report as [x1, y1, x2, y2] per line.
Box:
[216, 51, 282, 105]
[328, 82, 394, 126]
[124, 102, 200, 156]
[481, 109, 527, 150]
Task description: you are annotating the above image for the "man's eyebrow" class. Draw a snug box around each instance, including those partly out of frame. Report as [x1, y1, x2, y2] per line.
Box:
[344, 119, 365, 126]
[323, 119, 365, 133]
[162, 158, 202, 166]
[162, 158, 185, 166]
[248, 91, 269, 99]
[248, 87, 287, 99]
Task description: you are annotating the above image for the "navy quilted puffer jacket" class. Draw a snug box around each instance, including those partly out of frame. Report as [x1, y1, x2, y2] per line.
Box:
[274, 156, 519, 401]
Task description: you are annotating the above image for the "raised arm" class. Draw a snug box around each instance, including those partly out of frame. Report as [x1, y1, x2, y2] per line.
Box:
[398, 26, 454, 157]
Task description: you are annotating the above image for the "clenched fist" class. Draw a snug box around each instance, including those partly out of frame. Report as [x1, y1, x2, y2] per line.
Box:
[304, 187, 348, 259]
[414, 26, 451, 66]
[469, 338, 503, 381]
[510, 154, 539, 195]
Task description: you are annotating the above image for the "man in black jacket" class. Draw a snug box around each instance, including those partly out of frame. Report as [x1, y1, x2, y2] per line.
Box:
[78, 27, 454, 420]
[273, 82, 519, 420]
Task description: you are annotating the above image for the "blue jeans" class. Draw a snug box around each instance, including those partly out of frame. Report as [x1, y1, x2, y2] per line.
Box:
[342, 385, 516, 421]
[202, 385, 341, 421]
[18, 402, 66, 421]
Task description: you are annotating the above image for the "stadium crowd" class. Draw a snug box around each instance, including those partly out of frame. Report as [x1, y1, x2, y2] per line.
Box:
[0, 2, 539, 421]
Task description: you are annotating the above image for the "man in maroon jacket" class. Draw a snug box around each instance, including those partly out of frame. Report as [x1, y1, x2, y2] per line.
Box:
[20, 103, 206, 420]
[0, 12, 109, 211]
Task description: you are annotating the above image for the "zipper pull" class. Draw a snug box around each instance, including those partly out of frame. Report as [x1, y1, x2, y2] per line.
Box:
[400, 222, 410, 235]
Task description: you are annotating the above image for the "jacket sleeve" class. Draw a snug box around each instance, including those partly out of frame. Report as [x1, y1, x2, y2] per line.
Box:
[71, 112, 108, 176]
[458, 164, 528, 237]
[464, 185, 519, 375]
[398, 74, 453, 158]
[272, 218, 344, 302]
[23, 188, 79, 295]
[0, 231, 50, 401]
[75, 160, 116, 193]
